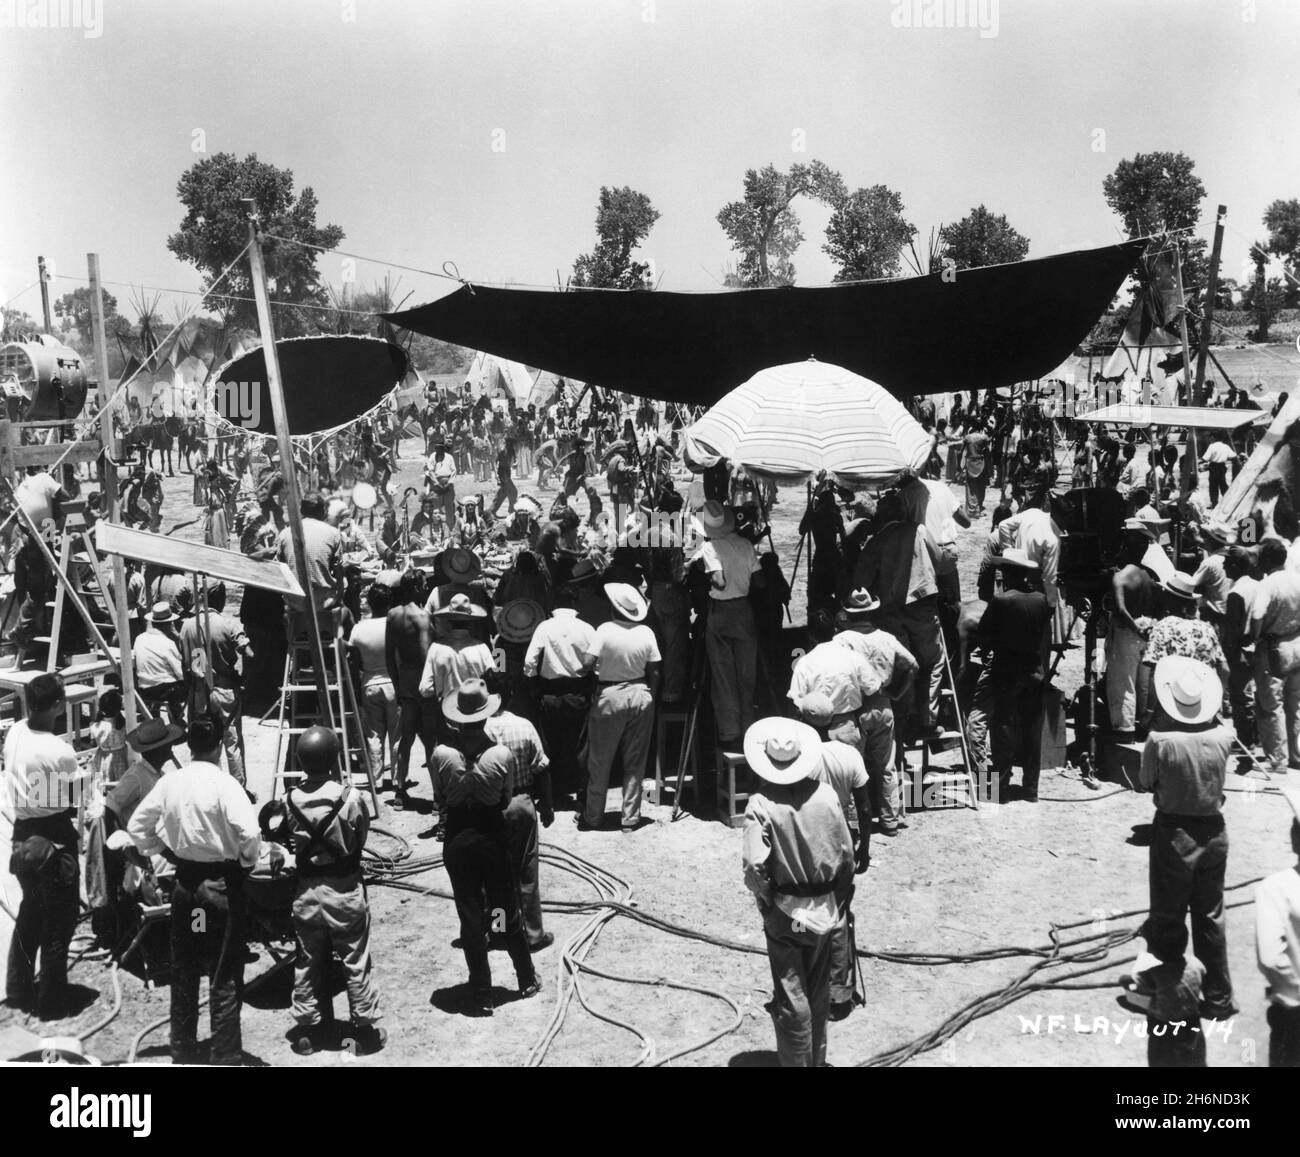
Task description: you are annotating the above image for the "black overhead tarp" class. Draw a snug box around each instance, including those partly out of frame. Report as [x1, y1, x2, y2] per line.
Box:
[384, 240, 1143, 404]
[208, 335, 409, 436]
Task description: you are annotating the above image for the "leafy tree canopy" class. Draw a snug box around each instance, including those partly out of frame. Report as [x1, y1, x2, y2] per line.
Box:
[939, 205, 1030, 270]
[571, 186, 661, 290]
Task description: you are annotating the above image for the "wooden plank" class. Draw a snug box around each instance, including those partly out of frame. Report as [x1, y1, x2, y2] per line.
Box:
[93, 521, 305, 598]
[10, 441, 100, 468]
[1213, 389, 1300, 526]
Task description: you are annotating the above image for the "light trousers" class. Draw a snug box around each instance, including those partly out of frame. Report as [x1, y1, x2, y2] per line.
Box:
[583, 681, 654, 827]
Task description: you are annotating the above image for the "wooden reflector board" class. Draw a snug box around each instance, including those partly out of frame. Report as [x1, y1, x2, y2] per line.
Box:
[94, 522, 304, 598]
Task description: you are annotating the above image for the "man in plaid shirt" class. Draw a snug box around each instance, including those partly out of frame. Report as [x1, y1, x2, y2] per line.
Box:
[484, 672, 555, 952]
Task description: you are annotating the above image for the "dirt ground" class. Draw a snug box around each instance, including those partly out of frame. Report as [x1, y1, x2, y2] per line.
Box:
[2, 426, 1294, 1069]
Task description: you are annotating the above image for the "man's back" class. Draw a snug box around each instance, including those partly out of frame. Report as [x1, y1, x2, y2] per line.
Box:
[387, 602, 431, 668]
[743, 778, 853, 895]
[1139, 724, 1233, 816]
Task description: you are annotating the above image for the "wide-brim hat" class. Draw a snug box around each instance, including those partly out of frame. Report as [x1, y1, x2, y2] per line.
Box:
[988, 546, 1039, 571]
[148, 600, 177, 624]
[1162, 573, 1199, 601]
[496, 598, 546, 643]
[743, 718, 824, 785]
[127, 718, 185, 753]
[443, 678, 501, 724]
[571, 553, 606, 582]
[435, 592, 487, 619]
[442, 547, 482, 583]
[1123, 517, 1159, 539]
[842, 587, 880, 615]
[797, 691, 837, 729]
[1152, 655, 1222, 726]
[1201, 520, 1235, 546]
[698, 499, 733, 537]
[604, 582, 648, 622]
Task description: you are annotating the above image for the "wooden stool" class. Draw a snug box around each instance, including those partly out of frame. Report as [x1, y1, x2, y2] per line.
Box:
[715, 750, 753, 828]
[651, 707, 698, 805]
[62, 683, 98, 749]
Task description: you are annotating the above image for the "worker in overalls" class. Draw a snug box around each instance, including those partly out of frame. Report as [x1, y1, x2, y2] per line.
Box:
[279, 725, 385, 1056]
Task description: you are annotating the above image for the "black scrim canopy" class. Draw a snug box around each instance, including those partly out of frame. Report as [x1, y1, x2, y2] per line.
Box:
[384, 240, 1143, 404]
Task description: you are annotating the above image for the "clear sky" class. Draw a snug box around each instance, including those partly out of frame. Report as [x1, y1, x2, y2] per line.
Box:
[3, 0, 1298, 320]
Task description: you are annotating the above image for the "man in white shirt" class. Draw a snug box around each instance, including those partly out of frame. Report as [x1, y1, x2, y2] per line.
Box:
[577, 584, 661, 832]
[694, 500, 762, 747]
[524, 587, 598, 801]
[134, 600, 187, 726]
[788, 609, 881, 750]
[425, 441, 458, 528]
[128, 714, 260, 1065]
[1255, 789, 1300, 1067]
[4, 673, 83, 1019]
[1200, 432, 1235, 506]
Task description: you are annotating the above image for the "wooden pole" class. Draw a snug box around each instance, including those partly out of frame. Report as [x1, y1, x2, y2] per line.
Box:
[37, 256, 52, 332]
[1173, 248, 1198, 529]
[245, 210, 336, 721]
[88, 254, 139, 729]
[1193, 205, 1227, 405]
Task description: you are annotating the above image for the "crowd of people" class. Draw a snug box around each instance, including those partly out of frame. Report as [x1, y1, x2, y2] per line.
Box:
[3, 374, 1300, 1070]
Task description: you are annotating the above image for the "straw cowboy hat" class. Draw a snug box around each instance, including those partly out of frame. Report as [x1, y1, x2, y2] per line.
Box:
[743, 718, 824, 786]
[126, 717, 185, 753]
[842, 587, 880, 615]
[987, 546, 1039, 571]
[796, 691, 838, 729]
[435, 592, 487, 619]
[1162, 573, 1199, 601]
[1152, 656, 1222, 726]
[442, 547, 482, 583]
[1201, 520, 1236, 546]
[1123, 517, 1159, 539]
[496, 598, 546, 644]
[604, 583, 648, 622]
[148, 600, 178, 625]
[697, 500, 734, 538]
[442, 678, 501, 725]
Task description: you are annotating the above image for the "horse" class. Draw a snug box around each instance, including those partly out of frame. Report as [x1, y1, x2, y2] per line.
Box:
[177, 416, 205, 474]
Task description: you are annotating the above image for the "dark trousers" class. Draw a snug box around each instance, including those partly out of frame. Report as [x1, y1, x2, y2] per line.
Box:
[1147, 1013, 1207, 1067]
[396, 666, 440, 789]
[762, 906, 833, 1067]
[503, 794, 545, 946]
[443, 824, 535, 996]
[1269, 1002, 1300, 1067]
[6, 838, 79, 1017]
[538, 679, 590, 797]
[1207, 463, 1228, 505]
[169, 868, 245, 1064]
[1144, 814, 1233, 1012]
[990, 668, 1045, 796]
[489, 478, 518, 517]
[141, 681, 187, 728]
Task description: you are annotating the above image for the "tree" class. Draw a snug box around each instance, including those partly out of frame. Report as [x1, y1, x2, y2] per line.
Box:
[822, 185, 917, 281]
[1, 307, 42, 343]
[717, 161, 847, 287]
[1102, 151, 1208, 288]
[571, 186, 661, 290]
[166, 152, 344, 337]
[938, 205, 1030, 270]
[1242, 240, 1287, 342]
[1263, 198, 1300, 307]
[52, 286, 133, 341]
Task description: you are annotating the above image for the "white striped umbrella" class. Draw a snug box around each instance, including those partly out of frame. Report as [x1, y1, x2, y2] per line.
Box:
[683, 358, 934, 486]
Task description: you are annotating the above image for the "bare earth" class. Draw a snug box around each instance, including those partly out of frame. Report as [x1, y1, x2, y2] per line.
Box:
[1, 430, 1291, 1069]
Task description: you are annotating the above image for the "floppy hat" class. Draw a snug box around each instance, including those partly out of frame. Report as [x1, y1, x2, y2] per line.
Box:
[127, 717, 185, 753]
[604, 583, 648, 622]
[842, 587, 880, 615]
[148, 600, 177, 624]
[435, 592, 487, 619]
[1201, 520, 1236, 546]
[1162, 573, 1199, 601]
[442, 678, 502, 724]
[797, 691, 837, 729]
[1123, 517, 1158, 538]
[988, 546, 1039, 570]
[496, 598, 546, 643]
[743, 717, 824, 785]
[698, 500, 734, 537]
[441, 547, 482, 583]
[1152, 656, 1223, 726]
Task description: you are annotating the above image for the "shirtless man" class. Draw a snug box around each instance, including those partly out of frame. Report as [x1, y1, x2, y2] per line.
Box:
[385, 571, 438, 807]
[1105, 520, 1161, 736]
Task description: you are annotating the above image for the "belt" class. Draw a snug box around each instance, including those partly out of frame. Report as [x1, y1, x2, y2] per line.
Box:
[599, 677, 646, 686]
[1154, 810, 1224, 827]
[539, 674, 590, 692]
[773, 878, 839, 898]
[173, 856, 242, 882]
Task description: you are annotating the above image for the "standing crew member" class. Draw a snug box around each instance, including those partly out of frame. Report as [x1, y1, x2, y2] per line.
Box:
[742, 717, 855, 1067]
[1255, 788, 1300, 1067]
[431, 681, 542, 1014]
[695, 500, 762, 750]
[127, 715, 261, 1065]
[577, 583, 661, 833]
[179, 581, 253, 785]
[4, 673, 83, 1020]
[1139, 657, 1238, 1023]
[278, 726, 385, 1057]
